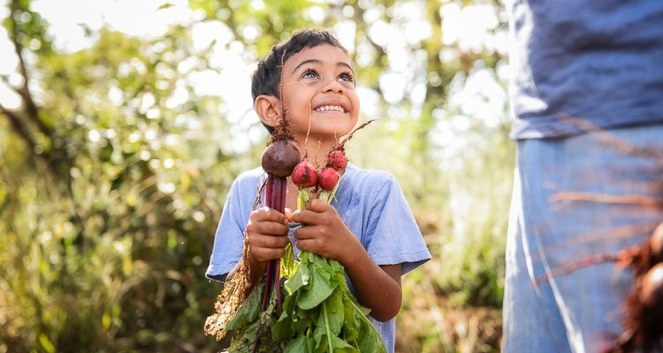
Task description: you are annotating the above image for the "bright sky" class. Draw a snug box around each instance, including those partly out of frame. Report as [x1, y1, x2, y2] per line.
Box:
[0, 0, 196, 108]
[0, 0, 508, 154]
[33, 0, 194, 50]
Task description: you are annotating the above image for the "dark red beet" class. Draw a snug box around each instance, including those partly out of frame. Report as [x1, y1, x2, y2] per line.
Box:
[261, 139, 301, 178]
[318, 167, 340, 191]
[326, 149, 348, 171]
[292, 159, 318, 188]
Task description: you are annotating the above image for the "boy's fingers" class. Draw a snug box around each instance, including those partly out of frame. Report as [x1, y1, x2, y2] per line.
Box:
[290, 209, 311, 224]
[248, 228, 289, 247]
[247, 212, 289, 237]
[284, 207, 294, 222]
[259, 233, 290, 248]
[251, 247, 285, 262]
[256, 222, 289, 237]
[306, 198, 329, 211]
[292, 205, 337, 225]
[252, 207, 287, 224]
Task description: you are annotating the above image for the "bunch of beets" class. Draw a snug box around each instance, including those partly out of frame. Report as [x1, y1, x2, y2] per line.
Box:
[205, 119, 384, 353]
[290, 147, 346, 193]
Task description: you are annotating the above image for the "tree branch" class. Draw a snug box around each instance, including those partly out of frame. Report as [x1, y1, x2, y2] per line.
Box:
[0, 103, 38, 152]
[8, 4, 53, 138]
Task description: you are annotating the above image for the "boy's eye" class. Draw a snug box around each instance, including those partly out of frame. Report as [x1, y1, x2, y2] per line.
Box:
[302, 68, 319, 79]
[339, 72, 354, 83]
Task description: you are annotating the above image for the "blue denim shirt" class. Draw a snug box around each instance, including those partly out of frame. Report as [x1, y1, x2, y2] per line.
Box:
[506, 0, 663, 139]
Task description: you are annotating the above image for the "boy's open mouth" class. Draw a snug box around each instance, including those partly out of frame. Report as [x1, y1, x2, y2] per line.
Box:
[314, 105, 347, 113]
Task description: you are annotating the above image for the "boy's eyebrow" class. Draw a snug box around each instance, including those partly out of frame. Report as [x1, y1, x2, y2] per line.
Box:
[292, 59, 355, 74]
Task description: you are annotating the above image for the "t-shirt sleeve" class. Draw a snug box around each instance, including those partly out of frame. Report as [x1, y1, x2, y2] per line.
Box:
[205, 176, 253, 282]
[363, 175, 431, 275]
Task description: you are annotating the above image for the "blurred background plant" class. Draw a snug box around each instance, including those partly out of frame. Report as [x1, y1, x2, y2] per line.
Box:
[0, 0, 512, 352]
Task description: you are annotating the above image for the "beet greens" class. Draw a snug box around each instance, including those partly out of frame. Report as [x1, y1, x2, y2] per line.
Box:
[271, 127, 386, 352]
[272, 174, 387, 353]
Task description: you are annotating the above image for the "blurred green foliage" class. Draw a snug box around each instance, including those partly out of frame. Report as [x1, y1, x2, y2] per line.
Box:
[0, 0, 512, 352]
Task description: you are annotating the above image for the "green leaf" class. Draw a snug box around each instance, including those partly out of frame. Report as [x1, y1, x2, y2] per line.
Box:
[297, 263, 337, 310]
[285, 256, 310, 294]
[284, 335, 307, 353]
[281, 242, 297, 279]
[323, 290, 344, 335]
[355, 315, 387, 353]
[229, 319, 259, 353]
[272, 301, 294, 339]
[311, 303, 331, 352]
[341, 298, 360, 342]
[226, 282, 263, 331]
[329, 335, 357, 353]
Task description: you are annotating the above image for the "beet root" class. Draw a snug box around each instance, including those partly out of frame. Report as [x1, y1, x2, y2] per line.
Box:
[292, 158, 318, 188]
[326, 149, 348, 171]
[318, 167, 340, 191]
[261, 139, 301, 178]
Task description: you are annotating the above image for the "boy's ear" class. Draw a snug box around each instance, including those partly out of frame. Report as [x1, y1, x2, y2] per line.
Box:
[254, 95, 282, 129]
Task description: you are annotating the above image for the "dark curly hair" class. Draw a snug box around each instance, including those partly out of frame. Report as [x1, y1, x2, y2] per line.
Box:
[251, 29, 349, 132]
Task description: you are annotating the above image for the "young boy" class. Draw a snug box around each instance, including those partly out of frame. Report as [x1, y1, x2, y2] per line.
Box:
[205, 28, 431, 353]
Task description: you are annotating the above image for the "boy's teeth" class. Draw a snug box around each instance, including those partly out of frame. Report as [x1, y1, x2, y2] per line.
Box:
[315, 105, 344, 112]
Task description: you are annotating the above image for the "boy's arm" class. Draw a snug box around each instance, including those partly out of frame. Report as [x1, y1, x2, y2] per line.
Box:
[291, 199, 403, 322]
[341, 247, 403, 322]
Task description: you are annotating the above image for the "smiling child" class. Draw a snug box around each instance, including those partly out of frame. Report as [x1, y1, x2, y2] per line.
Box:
[205, 28, 431, 353]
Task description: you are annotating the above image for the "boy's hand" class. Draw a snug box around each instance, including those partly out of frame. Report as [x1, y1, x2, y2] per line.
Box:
[245, 207, 290, 263]
[291, 198, 361, 264]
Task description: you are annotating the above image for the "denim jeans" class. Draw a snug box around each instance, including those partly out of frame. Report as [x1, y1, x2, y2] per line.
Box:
[502, 123, 663, 353]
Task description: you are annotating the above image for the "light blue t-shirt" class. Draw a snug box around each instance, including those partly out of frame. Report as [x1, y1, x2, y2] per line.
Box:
[506, 0, 663, 139]
[206, 163, 431, 353]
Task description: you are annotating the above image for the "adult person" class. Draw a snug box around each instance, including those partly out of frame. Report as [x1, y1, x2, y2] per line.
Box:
[501, 1, 663, 352]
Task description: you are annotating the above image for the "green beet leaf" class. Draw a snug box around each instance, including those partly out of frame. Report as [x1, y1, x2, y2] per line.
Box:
[356, 315, 387, 353]
[298, 259, 338, 310]
[285, 253, 310, 294]
[329, 335, 357, 353]
[283, 335, 307, 353]
[226, 282, 263, 332]
[312, 291, 344, 352]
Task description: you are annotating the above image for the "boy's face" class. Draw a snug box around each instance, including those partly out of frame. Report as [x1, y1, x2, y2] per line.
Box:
[279, 44, 360, 143]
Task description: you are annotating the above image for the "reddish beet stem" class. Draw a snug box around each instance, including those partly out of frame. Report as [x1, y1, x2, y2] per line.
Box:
[263, 176, 287, 312]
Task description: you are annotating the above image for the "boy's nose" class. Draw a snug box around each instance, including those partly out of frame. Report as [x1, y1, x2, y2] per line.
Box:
[322, 79, 344, 93]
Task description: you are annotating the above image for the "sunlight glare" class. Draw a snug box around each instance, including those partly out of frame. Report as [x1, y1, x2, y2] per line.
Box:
[31, 0, 192, 52]
[334, 20, 357, 52]
[191, 20, 234, 51]
[367, 20, 391, 47]
[441, 3, 499, 52]
[0, 85, 21, 109]
[305, 6, 326, 23]
[393, 2, 430, 45]
[0, 26, 18, 77]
